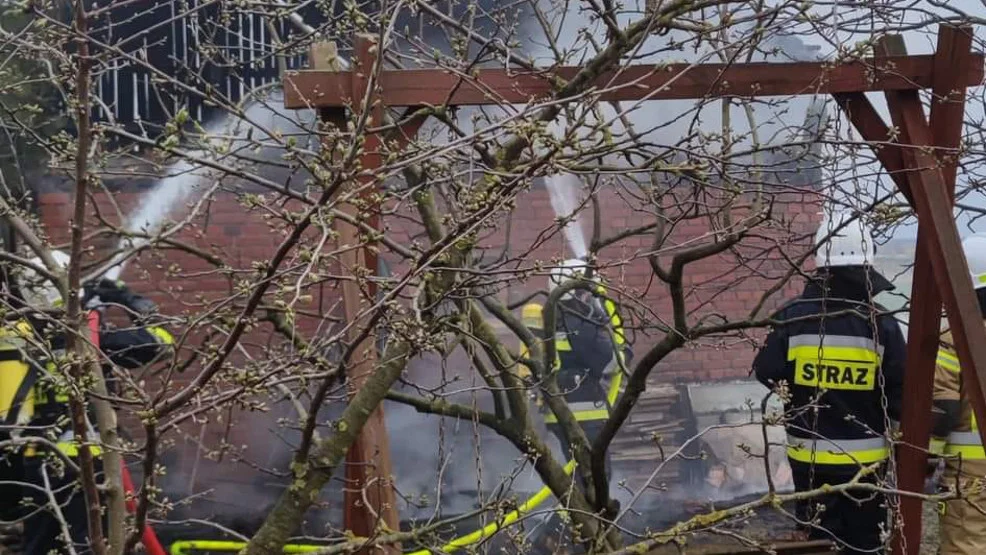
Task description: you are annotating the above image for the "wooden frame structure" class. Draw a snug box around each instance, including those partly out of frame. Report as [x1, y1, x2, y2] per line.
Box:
[284, 25, 985, 555]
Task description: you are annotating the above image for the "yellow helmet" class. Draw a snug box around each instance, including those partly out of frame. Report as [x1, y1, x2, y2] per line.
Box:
[522, 303, 543, 328]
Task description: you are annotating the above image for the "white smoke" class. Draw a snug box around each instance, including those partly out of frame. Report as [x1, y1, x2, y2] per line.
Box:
[103, 92, 318, 281]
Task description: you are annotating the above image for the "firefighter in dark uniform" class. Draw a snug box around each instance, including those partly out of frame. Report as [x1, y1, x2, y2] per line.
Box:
[0, 250, 173, 554]
[753, 212, 905, 554]
[523, 259, 632, 485]
[520, 259, 632, 554]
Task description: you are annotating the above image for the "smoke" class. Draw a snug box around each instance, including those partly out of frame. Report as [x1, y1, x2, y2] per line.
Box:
[103, 91, 319, 281]
[390, 349, 547, 522]
[516, 1, 828, 159]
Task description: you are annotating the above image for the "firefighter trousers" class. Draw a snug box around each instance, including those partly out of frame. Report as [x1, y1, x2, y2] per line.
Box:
[22, 457, 106, 555]
[939, 460, 986, 555]
[793, 466, 888, 554]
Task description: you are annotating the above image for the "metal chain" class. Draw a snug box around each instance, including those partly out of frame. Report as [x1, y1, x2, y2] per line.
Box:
[850, 142, 902, 551]
[807, 206, 835, 521]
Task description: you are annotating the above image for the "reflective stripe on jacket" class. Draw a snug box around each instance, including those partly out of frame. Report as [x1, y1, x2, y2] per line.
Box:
[787, 333, 884, 391]
[935, 344, 986, 460]
[786, 435, 890, 465]
[23, 429, 103, 458]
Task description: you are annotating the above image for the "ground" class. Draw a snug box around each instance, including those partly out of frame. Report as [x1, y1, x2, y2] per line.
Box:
[922, 501, 941, 554]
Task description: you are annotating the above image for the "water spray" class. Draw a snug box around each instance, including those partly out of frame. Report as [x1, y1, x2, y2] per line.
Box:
[100, 121, 227, 281]
[545, 173, 590, 260]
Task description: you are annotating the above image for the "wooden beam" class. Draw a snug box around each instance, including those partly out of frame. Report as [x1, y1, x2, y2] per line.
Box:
[328, 35, 401, 553]
[886, 26, 973, 555]
[283, 53, 985, 109]
[879, 38, 986, 555]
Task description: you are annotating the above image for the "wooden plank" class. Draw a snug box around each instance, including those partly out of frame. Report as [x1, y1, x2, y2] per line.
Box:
[895, 236, 940, 555]
[335, 34, 401, 553]
[887, 26, 974, 555]
[929, 26, 972, 196]
[283, 53, 985, 109]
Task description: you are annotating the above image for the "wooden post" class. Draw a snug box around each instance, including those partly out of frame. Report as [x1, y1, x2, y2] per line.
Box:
[310, 37, 400, 551]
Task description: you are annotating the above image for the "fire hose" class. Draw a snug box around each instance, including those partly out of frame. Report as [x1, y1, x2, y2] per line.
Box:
[88, 310, 167, 555]
[168, 299, 627, 554]
[168, 373, 621, 555]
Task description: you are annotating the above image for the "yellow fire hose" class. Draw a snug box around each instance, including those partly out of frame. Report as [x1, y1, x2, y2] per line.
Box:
[167, 455, 579, 554]
[170, 300, 627, 555]
[169, 541, 323, 554]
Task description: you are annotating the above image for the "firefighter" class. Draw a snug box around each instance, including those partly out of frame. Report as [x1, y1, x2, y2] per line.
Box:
[520, 260, 632, 554]
[932, 233, 986, 555]
[753, 211, 905, 554]
[532, 259, 632, 482]
[0, 250, 173, 554]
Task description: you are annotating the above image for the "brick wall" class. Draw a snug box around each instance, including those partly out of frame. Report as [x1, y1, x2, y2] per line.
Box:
[37, 180, 822, 386]
[31, 175, 822, 530]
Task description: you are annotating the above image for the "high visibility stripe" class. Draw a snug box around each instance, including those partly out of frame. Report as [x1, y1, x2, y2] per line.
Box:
[555, 337, 572, 352]
[23, 442, 103, 458]
[930, 437, 947, 455]
[603, 297, 626, 347]
[149, 326, 174, 345]
[545, 401, 609, 423]
[787, 335, 881, 392]
[938, 350, 960, 373]
[788, 345, 880, 363]
[788, 334, 885, 356]
[545, 408, 609, 423]
[599, 289, 626, 405]
[945, 429, 984, 458]
[55, 442, 103, 457]
[935, 348, 979, 430]
[948, 431, 983, 445]
[786, 435, 889, 465]
[944, 445, 986, 459]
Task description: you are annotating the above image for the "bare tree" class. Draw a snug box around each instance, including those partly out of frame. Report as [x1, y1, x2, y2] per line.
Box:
[1, 1, 983, 554]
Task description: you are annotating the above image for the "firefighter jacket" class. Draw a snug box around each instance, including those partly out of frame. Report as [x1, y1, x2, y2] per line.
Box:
[0, 288, 173, 457]
[931, 327, 986, 461]
[753, 277, 905, 473]
[932, 325, 986, 555]
[539, 289, 632, 424]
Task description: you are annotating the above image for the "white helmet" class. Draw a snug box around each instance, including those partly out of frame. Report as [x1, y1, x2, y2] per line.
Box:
[19, 249, 71, 308]
[548, 258, 589, 297]
[814, 211, 875, 268]
[962, 233, 986, 291]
